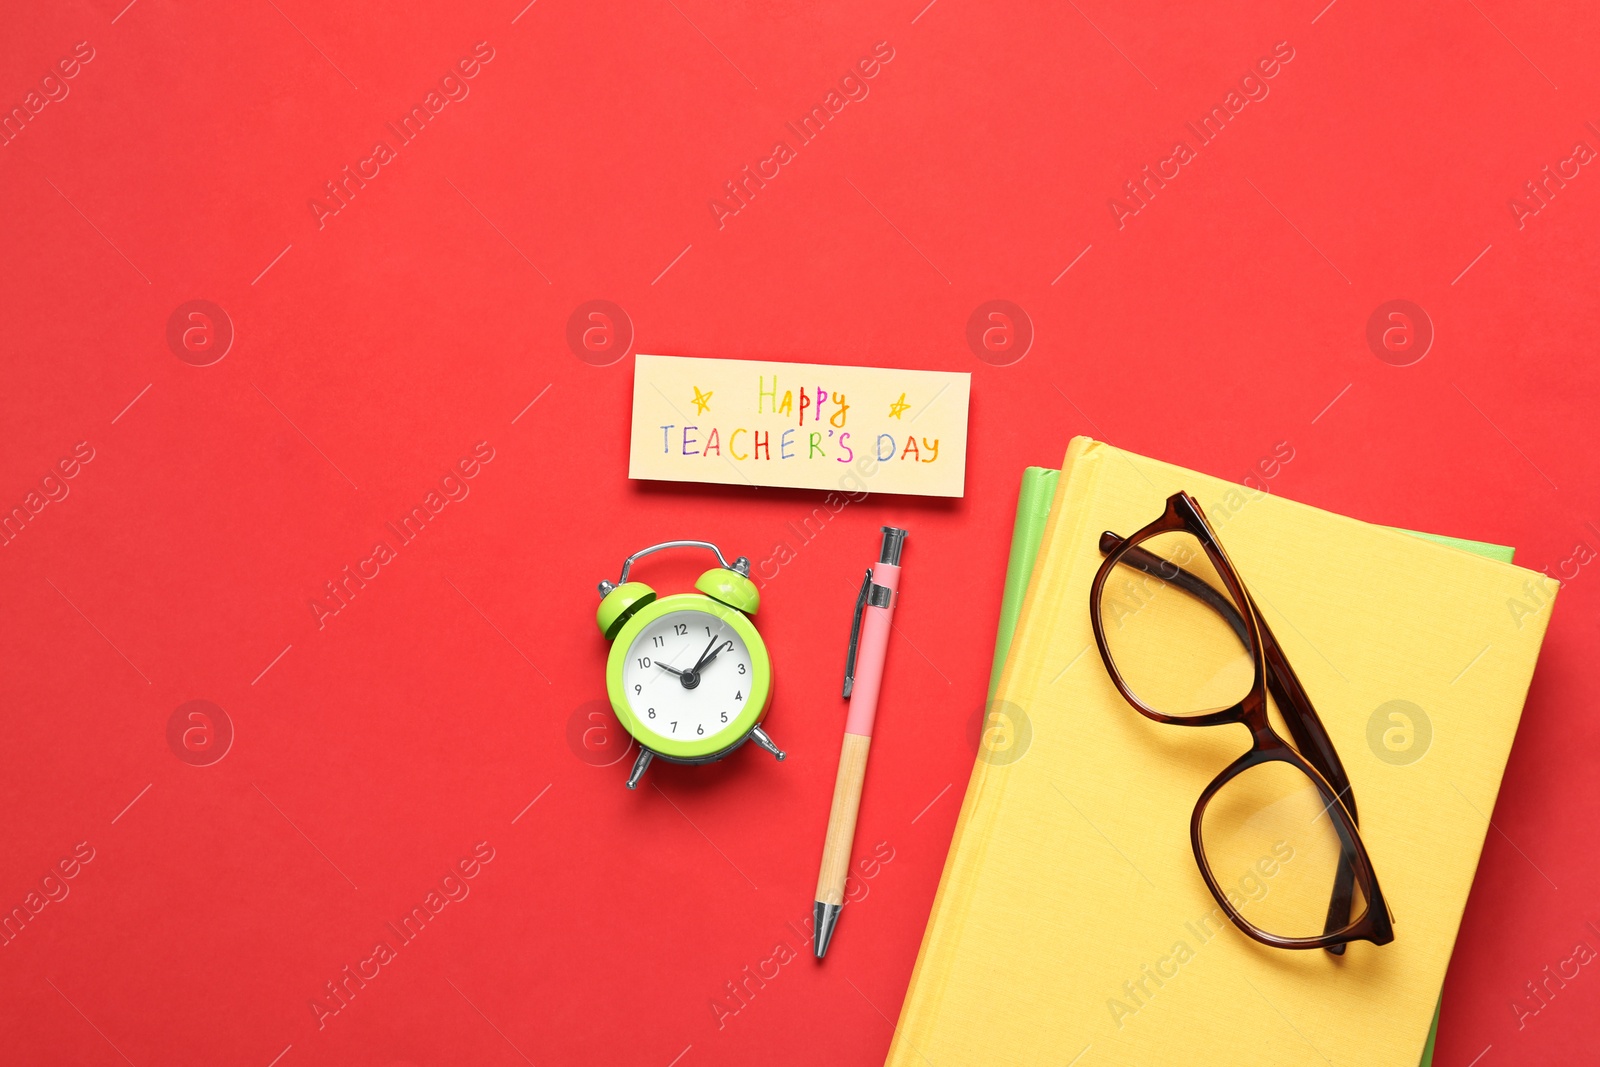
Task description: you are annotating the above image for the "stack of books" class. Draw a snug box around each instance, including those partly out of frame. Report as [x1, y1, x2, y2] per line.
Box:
[888, 438, 1555, 1067]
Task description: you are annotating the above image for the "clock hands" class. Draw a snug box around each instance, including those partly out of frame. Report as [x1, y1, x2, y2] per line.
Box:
[653, 634, 715, 680]
[697, 640, 736, 671]
[690, 633, 722, 673]
[655, 634, 736, 691]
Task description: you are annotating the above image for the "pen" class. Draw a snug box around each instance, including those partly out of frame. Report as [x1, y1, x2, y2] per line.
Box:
[814, 525, 907, 958]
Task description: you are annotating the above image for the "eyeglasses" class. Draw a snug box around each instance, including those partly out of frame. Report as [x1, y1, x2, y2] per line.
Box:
[1089, 491, 1393, 953]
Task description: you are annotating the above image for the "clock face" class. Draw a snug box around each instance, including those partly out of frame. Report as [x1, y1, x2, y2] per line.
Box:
[620, 609, 754, 747]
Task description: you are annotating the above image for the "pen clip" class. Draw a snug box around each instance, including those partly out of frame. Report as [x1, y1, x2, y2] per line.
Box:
[843, 567, 872, 698]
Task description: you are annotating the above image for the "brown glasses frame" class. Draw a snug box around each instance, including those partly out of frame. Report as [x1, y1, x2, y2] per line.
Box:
[1089, 491, 1394, 953]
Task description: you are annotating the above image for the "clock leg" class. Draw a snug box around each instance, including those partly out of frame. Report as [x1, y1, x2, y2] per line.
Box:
[625, 748, 654, 789]
[750, 725, 786, 762]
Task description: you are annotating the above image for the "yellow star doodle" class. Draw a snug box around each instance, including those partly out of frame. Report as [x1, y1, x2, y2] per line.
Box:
[888, 393, 911, 419]
[691, 386, 713, 414]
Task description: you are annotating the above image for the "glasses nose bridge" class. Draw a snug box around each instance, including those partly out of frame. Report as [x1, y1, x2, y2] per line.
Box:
[1240, 699, 1289, 752]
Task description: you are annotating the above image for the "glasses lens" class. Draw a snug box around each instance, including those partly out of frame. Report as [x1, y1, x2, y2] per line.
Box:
[1197, 759, 1369, 941]
[1098, 531, 1255, 716]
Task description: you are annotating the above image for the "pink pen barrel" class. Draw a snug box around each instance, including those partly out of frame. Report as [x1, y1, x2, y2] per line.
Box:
[844, 561, 899, 737]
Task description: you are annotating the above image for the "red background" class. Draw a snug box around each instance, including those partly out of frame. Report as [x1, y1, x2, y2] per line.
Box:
[2, 0, 1596, 1064]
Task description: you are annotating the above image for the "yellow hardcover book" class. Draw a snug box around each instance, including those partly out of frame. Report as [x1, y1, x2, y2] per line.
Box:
[888, 438, 1558, 1067]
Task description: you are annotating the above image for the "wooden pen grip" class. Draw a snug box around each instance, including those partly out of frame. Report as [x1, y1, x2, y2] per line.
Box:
[815, 732, 872, 907]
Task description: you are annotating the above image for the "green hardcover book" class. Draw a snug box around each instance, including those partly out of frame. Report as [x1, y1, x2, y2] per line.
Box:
[987, 467, 1060, 698]
[986, 467, 1515, 1067]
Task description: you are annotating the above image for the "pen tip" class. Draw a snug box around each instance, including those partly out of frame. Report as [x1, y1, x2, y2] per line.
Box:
[813, 901, 842, 958]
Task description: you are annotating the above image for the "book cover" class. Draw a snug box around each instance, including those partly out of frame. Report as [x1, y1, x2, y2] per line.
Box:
[890, 440, 1556, 1067]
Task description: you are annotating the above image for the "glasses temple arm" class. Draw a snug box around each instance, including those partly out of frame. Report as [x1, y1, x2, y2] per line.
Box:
[1248, 595, 1359, 821]
[1251, 596, 1370, 955]
[1322, 836, 1360, 956]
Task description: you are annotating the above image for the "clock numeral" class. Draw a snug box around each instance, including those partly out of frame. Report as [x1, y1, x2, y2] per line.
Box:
[652, 635, 664, 647]
[720, 711, 728, 723]
[638, 657, 651, 668]
[737, 662, 746, 674]
[705, 626, 713, 636]
[670, 721, 677, 733]
[647, 708, 656, 719]
[735, 690, 743, 701]
[674, 623, 688, 635]
[634, 684, 642, 695]
[696, 724, 704, 735]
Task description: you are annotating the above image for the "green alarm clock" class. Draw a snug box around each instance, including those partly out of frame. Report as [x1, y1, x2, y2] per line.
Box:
[596, 540, 784, 789]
